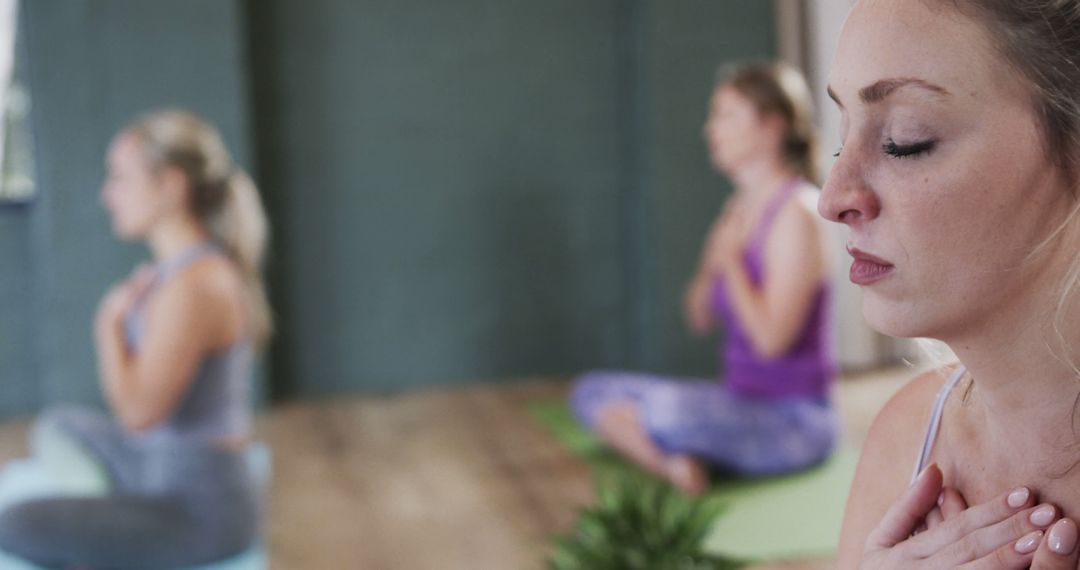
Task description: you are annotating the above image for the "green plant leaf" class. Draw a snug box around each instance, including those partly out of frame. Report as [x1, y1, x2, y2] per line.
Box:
[548, 472, 749, 570]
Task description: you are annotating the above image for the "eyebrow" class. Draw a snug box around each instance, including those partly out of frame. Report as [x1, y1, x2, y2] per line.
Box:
[826, 77, 951, 107]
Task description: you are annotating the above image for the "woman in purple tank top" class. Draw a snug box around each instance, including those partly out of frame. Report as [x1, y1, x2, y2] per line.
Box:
[571, 62, 838, 494]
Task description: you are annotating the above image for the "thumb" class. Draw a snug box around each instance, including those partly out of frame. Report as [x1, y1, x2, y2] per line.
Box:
[867, 463, 945, 548]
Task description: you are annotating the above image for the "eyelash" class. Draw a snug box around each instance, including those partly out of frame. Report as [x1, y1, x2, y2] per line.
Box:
[883, 139, 936, 159]
[832, 139, 937, 159]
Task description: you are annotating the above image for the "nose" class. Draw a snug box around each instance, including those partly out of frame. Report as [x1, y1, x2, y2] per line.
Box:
[818, 149, 880, 225]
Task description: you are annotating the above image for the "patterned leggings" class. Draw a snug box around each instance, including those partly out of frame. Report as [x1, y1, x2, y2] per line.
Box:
[570, 371, 839, 476]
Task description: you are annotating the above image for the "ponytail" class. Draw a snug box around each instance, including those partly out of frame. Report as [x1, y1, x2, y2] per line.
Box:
[210, 168, 273, 347]
[127, 109, 274, 347]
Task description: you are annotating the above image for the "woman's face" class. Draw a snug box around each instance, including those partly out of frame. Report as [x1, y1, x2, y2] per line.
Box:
[101, 133, 167, 239]
[703, 85, 778, 174]
[820, 0, 1074, 340]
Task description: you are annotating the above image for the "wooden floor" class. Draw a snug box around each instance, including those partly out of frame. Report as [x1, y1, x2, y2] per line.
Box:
[0, 367, 915, 569]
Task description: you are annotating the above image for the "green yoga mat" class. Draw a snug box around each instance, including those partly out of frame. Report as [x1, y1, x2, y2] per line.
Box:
[530, 401, 858, 563]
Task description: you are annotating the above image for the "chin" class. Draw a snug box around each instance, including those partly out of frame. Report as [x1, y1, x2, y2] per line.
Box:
[860, 294, 936, 339]
[111, 221, 145, 241]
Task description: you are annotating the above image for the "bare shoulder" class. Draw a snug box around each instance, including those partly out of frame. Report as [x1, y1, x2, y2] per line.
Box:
[771, 185, 824, 244]
[778, 185, 820, 224]
[767, 186, 825, 271]
[162, 254, 241, 303]
[793, 183, 822, 216]
[836, 366, 959, 566]
[863, 367, 955, 470]
[146, 253, 245, 347]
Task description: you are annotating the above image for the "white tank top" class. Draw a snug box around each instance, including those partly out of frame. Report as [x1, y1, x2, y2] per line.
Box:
[910, 365, 968, 483]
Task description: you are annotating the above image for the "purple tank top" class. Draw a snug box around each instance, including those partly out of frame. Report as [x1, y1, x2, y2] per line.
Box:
[711, 179, 836, 400]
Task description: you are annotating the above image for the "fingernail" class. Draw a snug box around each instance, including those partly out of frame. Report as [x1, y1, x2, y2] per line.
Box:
[1031, 504, 1058, 527]
[1015, 530, 1043, 554]
[937, 491, 945, 506]
[1049, 519, 1078, 555]
[1008, 487, 1030, 508]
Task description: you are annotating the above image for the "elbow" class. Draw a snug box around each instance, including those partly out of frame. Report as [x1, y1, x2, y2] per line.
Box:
[117, 413, 153, 433]
[115, 405, 163, 433]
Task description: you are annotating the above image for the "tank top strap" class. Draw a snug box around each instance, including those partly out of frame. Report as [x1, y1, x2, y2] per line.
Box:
[131, 242, 221, 311]
[747, 177, 804, 249]
[910, 365, 968, 483]
[154, 242, 221, 285]
[124, 242, 222, 350]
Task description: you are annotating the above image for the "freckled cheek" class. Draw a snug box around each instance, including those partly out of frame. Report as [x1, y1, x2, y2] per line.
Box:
[888, 183, 965, 273]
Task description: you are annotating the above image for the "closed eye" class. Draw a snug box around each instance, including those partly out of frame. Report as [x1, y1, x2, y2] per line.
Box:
[884, 139, 936, 159]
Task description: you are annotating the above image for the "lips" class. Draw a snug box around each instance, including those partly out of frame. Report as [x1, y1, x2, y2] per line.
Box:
[847, 246, 895, 285]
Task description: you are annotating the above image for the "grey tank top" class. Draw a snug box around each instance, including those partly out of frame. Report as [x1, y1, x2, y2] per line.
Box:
[910, 365, 968, 483]
[122, 243, 254, 442]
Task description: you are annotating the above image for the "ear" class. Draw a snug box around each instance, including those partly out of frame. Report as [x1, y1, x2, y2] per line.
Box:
[157, 166, 191, 210]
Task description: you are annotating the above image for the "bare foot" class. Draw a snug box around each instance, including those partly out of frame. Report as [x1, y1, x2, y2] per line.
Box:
[665, 455, 708, 496]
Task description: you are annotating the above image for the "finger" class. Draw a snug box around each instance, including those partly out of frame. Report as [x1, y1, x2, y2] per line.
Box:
[867, 463, 945, 548]
[924, 507, 941, 528]
[940, 486, 969, 521]
[954, 530, 1040, 570]
[909, 485, 1036, 555]
[932, 503, 1059, 564]
[1030, 518, 1079, 569]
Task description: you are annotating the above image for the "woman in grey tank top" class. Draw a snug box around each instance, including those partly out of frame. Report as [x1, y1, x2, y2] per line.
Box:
[0, 110, 272, 568]
[823, 1, 1080, 568]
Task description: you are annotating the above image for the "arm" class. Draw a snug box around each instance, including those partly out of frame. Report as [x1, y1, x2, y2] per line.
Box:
[94, 272, 226, 432]
[836, 370, 947, 567]
[720, 198, 826, 359]
[684, 267, 717, 336]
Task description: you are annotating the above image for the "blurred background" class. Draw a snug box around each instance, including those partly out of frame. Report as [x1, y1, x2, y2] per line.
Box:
[0, 0, 900, 411]
[0, 1, 917, 568]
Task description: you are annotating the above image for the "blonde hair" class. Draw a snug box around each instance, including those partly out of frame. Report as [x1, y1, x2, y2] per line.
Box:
[127, 110, 273, 347]
[717, 61, 821, 183]
[940, 0, 1080, 375]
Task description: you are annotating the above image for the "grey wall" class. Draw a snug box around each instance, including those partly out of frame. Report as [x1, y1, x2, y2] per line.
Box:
[0, 209, 36, 414]
[250, 0, 638, 396]
[251, 0, 776, 397]
[3, 0, 252, 411]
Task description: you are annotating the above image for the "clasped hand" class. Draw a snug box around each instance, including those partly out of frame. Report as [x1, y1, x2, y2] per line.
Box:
[861, 464, 1079, 569]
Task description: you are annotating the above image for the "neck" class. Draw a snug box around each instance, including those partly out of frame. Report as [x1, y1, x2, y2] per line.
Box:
[147, 216, 211, 262]
[946, 281, 1080, 466]
[730, 157, 797, 209]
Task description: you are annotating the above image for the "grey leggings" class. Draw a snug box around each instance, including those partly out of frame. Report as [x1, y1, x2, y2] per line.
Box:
[0, 408, 261, 569]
